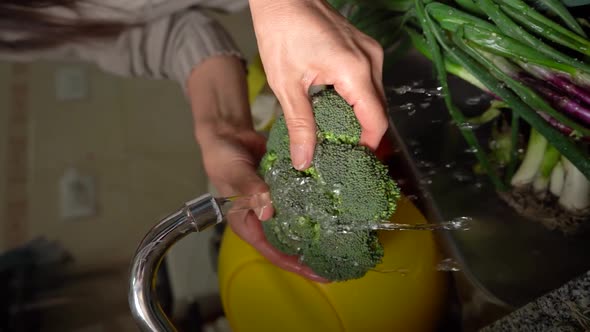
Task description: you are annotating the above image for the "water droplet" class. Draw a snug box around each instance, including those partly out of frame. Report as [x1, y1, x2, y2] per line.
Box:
[455, 121, 480, 130]
[420, 178, 433, 185]
[417, 160, 435, 169]
[392, 85, 412, 95]
[436, 258, 462, 272]
[399, 102, 417, 116]
[387, 84, 443, 97]
[466, 95, 484, 106]
[445, 216, 472, 231]
[464, 146, 479, 154]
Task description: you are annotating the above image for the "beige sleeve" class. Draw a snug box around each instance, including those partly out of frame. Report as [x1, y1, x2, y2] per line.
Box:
[0, 8, 244, 92]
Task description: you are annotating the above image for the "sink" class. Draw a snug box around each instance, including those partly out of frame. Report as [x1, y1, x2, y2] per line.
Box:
[381, 48, 590, 330]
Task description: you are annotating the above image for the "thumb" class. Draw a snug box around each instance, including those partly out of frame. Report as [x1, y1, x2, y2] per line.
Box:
[225, 161, 274, 221]
[276, 84, 317, 170]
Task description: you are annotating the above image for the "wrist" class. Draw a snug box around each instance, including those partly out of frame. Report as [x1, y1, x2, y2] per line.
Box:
[248, 0, 314, 14]
[187, 55, 252, 144]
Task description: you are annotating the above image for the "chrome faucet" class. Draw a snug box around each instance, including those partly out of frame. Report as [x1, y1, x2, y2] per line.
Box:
[128, 193, 224, 332]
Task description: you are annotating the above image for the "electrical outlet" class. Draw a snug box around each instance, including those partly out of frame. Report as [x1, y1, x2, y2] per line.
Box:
[59, 167, 97, 220]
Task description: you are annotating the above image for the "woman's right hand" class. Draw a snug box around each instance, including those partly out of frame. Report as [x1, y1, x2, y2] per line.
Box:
[249, 0, 388, 170]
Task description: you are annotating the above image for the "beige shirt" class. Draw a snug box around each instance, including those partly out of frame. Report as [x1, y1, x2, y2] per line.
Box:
[0, 0, 249, 91]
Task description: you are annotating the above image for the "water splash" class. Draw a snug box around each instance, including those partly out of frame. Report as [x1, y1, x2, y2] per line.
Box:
[455, 121, 481, 130]
[465, 94, 487, 106]
[388, 84, 444, 98]
[416, 160, 435, 169]
[398, 102, 417, 116]
[335, 216, 472, 232]
[452, 170, 473, 183]
[420, 178, 433, 186]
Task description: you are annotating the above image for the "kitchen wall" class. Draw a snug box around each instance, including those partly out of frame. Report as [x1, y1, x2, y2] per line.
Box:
[25, 61, 205, 270]
[0, 6, 258, 330]
[0, 6, 257, 272]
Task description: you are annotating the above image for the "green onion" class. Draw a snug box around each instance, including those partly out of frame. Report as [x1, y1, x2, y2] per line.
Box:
[476, 0, 590, 70]
[416, 0, 507, 190]
[426, 17, 590, 181]
[537, 0, 587, 37]
[495, 0, 590, 45]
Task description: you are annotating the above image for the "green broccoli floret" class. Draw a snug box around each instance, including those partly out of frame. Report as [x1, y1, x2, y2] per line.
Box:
[265, 115, 290, 160]
[262, 158, 337, 218]
[311, 89, 362, 145]
[260, 88, 361, 176]
[303, 229, 384, 281]
[314, 143, 399, 224]
[263, 215, 321, 256]
[259, 88, 401, 282]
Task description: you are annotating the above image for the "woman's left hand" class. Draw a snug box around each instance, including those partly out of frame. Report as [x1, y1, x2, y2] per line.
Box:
[187, 55, 329, 283]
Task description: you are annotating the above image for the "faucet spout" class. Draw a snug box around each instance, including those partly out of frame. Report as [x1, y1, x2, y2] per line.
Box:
[128, 193, 223, 332]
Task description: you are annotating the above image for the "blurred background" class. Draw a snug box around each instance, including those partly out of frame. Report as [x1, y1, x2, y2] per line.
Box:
[0, 7, 257, 332]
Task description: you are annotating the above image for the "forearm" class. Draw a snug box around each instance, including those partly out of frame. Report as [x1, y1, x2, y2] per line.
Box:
[0, 9, 242, 93]
[187, 55, 253, 145]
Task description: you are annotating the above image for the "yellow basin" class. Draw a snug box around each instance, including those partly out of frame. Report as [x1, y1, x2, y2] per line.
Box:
[217, 195, 449, 332]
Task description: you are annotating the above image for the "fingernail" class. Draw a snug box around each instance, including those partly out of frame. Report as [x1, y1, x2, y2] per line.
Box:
[254, 205, 266, 220]
[291, 144, 311, 170]
[253, 192, 272, 220]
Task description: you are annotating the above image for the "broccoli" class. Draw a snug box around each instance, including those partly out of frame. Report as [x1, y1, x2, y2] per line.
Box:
[259, 88, 401, 282]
